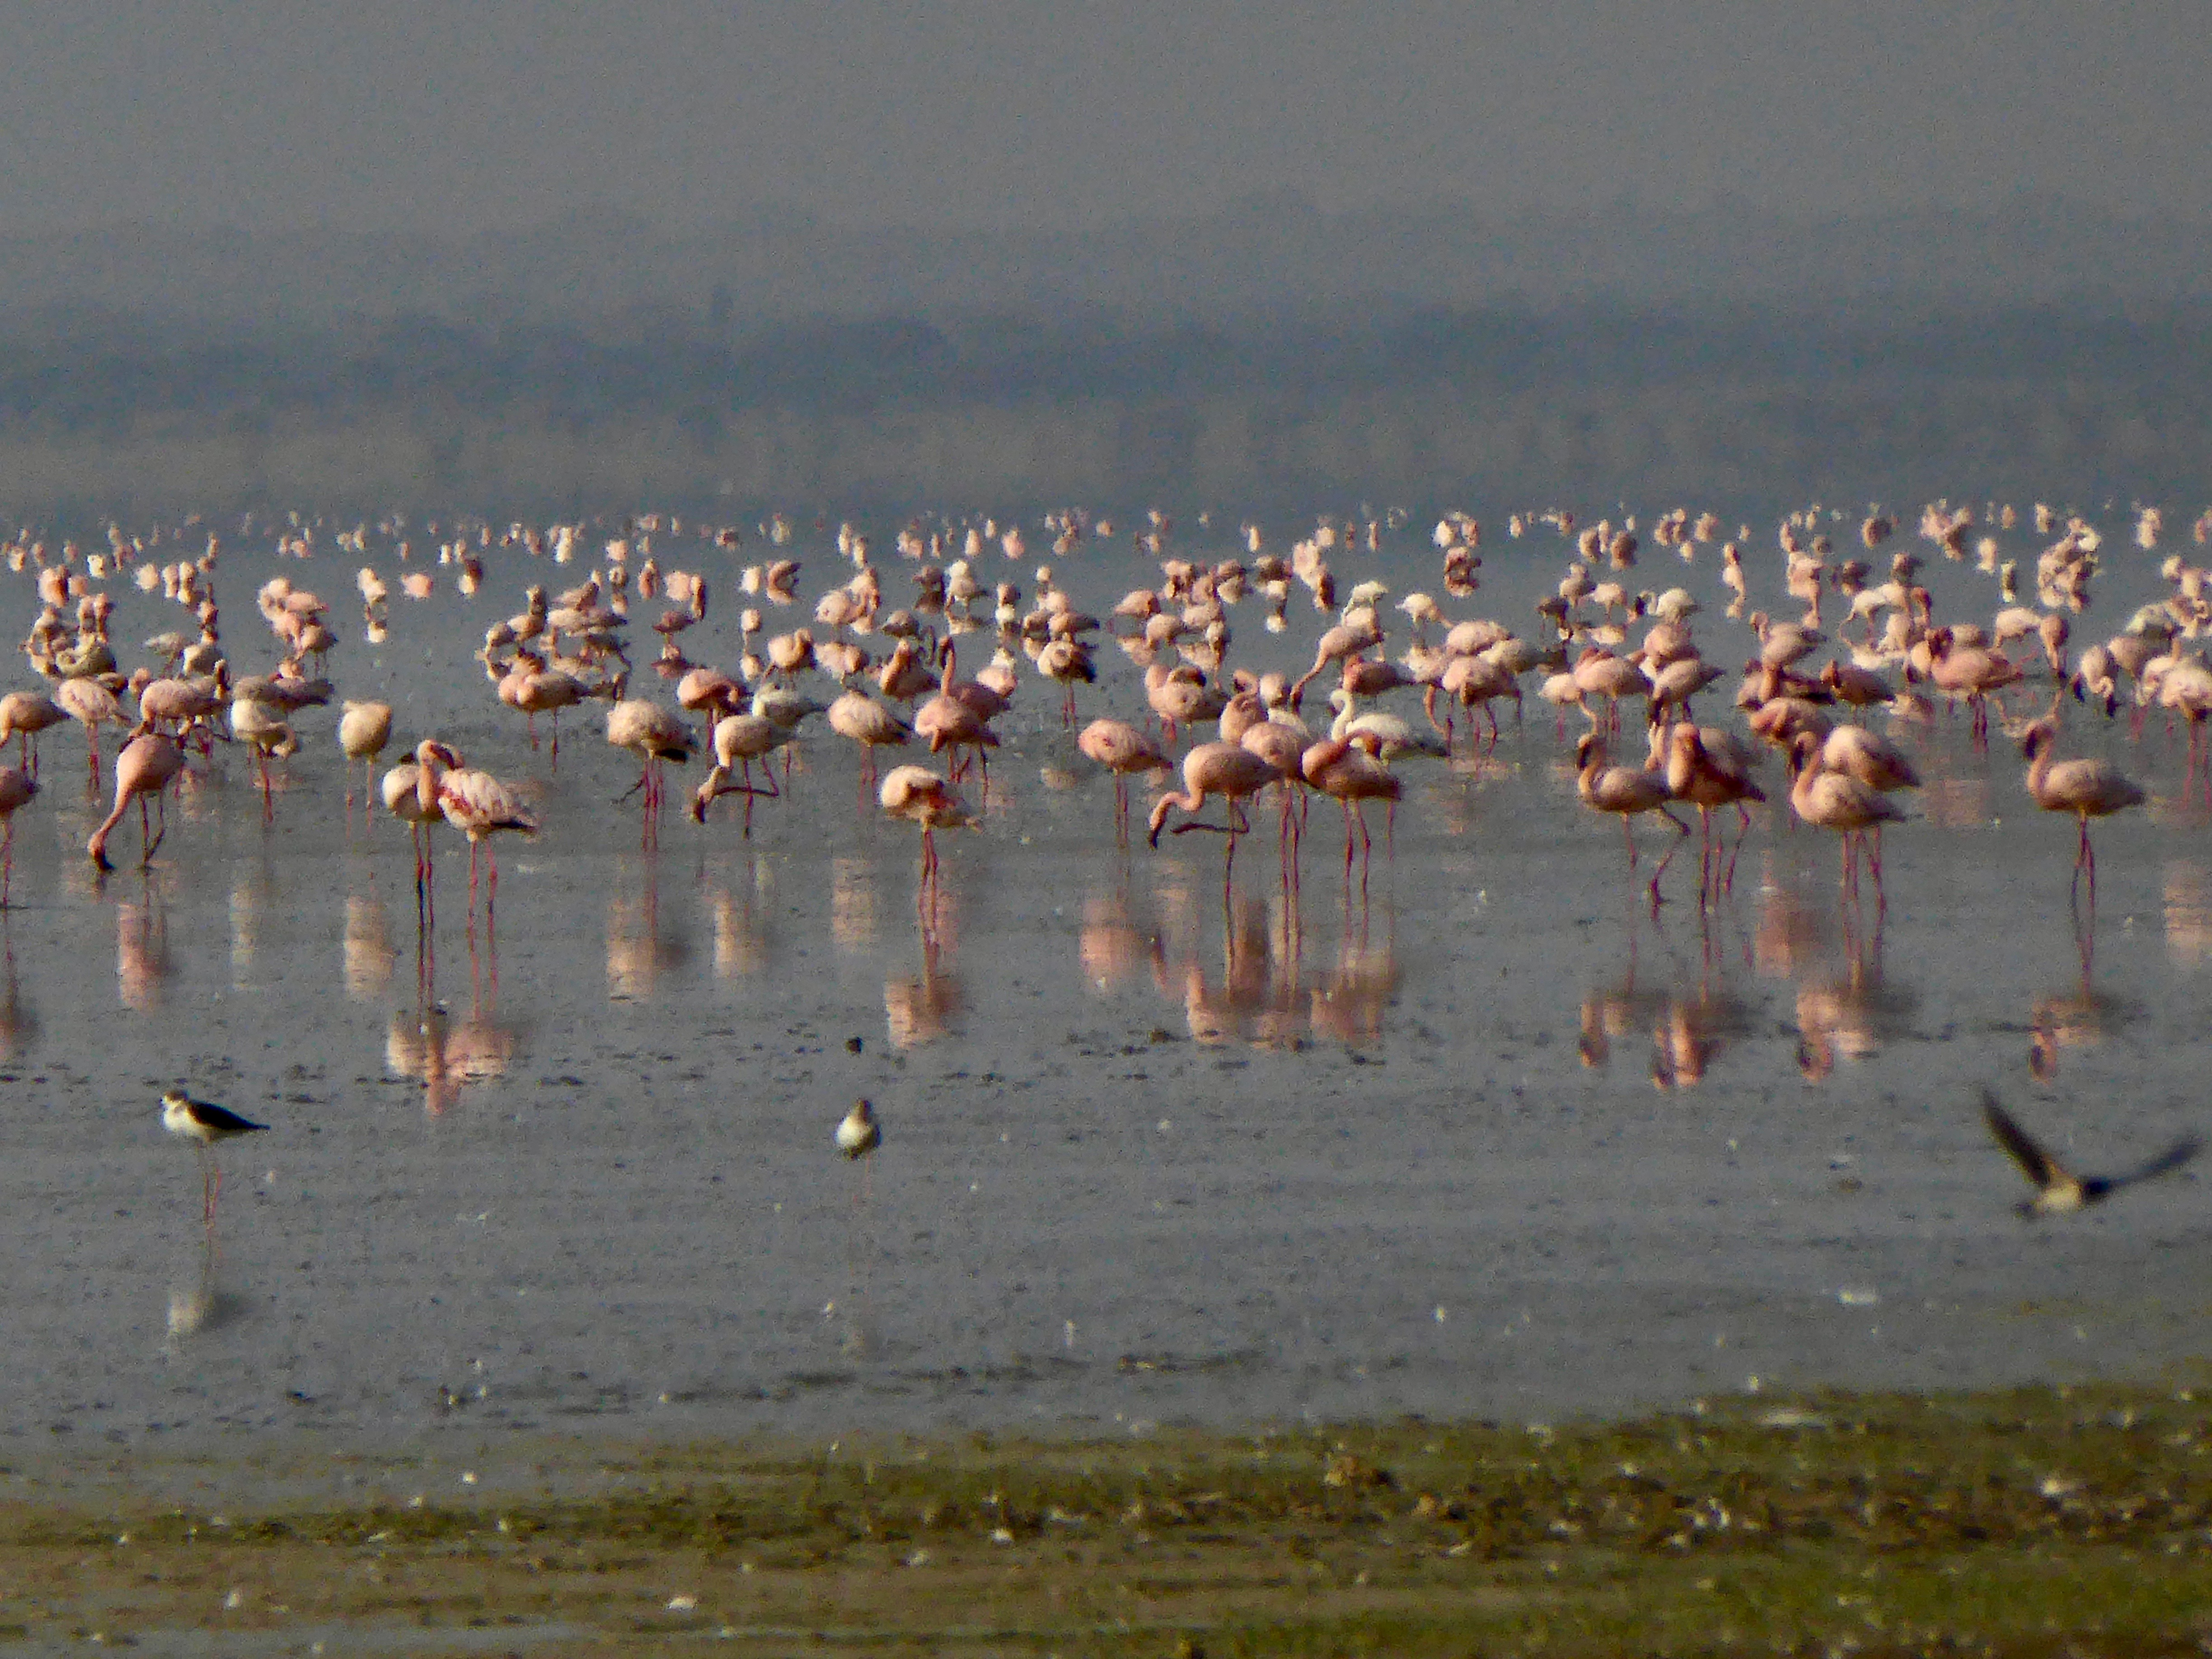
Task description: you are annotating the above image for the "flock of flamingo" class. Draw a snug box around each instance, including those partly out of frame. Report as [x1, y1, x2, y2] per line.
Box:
[0, 496, 2200, 974]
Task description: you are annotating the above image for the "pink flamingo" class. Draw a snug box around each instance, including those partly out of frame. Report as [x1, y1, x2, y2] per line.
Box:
[879, 763, 976, 937]
[2021, 715, 2144, 906]
[1147, 741, 1282, 904]
[1303, 736, 1402, 890]
[1575, 732, 1689, 908]
[1787, 730, 1908, 906]
[382, 739, 463, 924]
[915, 642, 999, 796]
[0, 764, 33, 903]
[88, 733, 187, 871]
[426, 747, 539, 923]
[1077, 717, 1169, 843]
[606, 698, 696, 844]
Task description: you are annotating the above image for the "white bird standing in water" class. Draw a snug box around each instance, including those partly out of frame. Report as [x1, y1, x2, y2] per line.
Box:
[837, 1098, 881, 1158]
[162, 1089, 268, 1222]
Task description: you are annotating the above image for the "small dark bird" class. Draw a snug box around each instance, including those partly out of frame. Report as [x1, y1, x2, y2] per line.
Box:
[1982, 1090, 2199, 1217]
[162, 1088, 269, 1221]
[836, 1098, 881, 1159]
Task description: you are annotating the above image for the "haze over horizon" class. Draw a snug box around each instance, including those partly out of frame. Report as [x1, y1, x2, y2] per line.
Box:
[0, 6, 2204, 511]
[4, 4, 2205, 236]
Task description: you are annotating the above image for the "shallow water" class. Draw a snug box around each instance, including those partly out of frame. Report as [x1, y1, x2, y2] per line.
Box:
[2, 516, 2208, 1447]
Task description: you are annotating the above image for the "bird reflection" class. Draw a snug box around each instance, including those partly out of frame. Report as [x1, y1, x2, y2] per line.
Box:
[0, 933, 33, 1059]
[1751, 867, 1828, 980]
[118, 895, 172, 1012]
[2026, 980, 2136, 1082]
[344, 892, 397, 999]
[1580, 910, 1748, 1087]
[1793, 930, 1918, 1080]
[230, 863, 275, 988]
[708, 882, 769, 978]
[1078, 892, 1149, 991]
[1307, 928, 1400, 1048]
[1650, 986, 1753, 1090]
[885, 954, 963, 1048]
[1584, 982, 1663, 1070]
[606, 865, 691, 999]
[830, 856, 876, 952]
[1154, 896, 1292, 1045]
[2163, 860, 2212, 970]
[164, 1234, 246, 1350]
[387, 998, 520, 1114]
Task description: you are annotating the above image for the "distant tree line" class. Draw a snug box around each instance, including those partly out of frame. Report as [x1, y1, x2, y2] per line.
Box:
[1, 300, 2206, 519]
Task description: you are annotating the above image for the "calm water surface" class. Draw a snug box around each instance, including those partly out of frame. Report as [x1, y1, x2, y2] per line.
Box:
[3, 517, 2208, 1445]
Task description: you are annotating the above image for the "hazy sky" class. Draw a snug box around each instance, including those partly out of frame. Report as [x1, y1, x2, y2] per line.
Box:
[2, 3, 2204, 233]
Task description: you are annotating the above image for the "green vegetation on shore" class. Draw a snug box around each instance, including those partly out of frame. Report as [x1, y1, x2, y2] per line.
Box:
[4, 1381, 2210, 1654]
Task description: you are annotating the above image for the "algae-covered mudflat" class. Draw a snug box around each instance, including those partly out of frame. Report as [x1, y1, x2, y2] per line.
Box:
[5, 1380, 2210, 1655]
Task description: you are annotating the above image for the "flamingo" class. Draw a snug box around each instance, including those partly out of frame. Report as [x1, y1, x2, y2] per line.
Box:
[2020, 715, 2144, 905]
[1146, 741, 1282, 904]
[230, 696, 296, 821]
[1302, 736, 1403, 887]
[1787, 730, 1907, 904]
[426, 746, 539, 922]
[0, 764, 33, 904]
[88, 732, 187, 871]
[827, 689, 913, 803]
[0, 690, 66, 778]
[1574, 732, 1689, 906]
[606, 698, 695, 840]
[509, 656, 589, 757]
[914, 642, 999, 794]
[1037, 636, 1096, 726]
[337, 700, 394, 812]
[1663, 722, 1765, 898]
[55, 676, 121, 791]
[136, 676, 225, 750]
[1077, 717, 1169, 843]
[879, 763, 976, 935]
[382, 739, 464, 923]
[691, 712, 790, 834]
[1239, 719, 1309, 886]
[1927, 628, 2024, 745]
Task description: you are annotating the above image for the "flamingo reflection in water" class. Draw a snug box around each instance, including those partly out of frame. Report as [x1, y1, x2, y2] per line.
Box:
[0, 933, 33, 1060]
[1791, 929, 1918, 1082]
[1153, 897, 1303, 1047]
[2026, 974, 2138, 1083]
[885, 956, 964, 1049]
[118, 892, 173, 1014]
[606, 867, 691, 1001]
[387, 1000, 520, 1115]
[344, 892, 398, 1001]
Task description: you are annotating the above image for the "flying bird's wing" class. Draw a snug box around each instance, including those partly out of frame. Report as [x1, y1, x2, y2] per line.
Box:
[1982, 1091, 2061, 1189]
[2111, 1134, 2203, 1192]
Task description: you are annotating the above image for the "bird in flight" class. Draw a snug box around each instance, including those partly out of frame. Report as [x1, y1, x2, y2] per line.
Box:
[1981, 1090, 2198, 1217]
